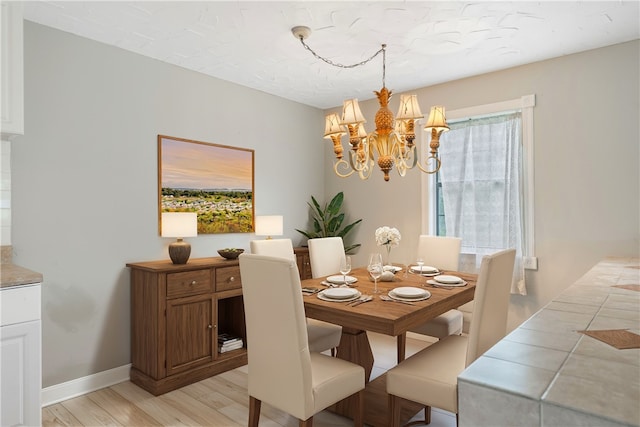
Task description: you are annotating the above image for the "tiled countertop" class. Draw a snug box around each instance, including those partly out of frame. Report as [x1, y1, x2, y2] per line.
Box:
[458, 257, 640, 427]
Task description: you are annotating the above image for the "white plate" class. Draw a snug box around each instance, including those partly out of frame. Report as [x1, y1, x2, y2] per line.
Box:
[392, 286, 429, 299]
[388, 290, 431, 302]
[384, 265, 403, 272]
[411, 265, 439, 274]
[318, 289, 361, 302]
[427, 279, 468, 288]
[435, 275, 464, 284]
[326, 275, 358, 285]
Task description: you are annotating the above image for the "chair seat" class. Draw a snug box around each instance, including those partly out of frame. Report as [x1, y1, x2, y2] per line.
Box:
[387, 334, 468, 413]
[309, 352, 364, 414]
[307, 319, 342, 354]
[409, 309, 463, 338]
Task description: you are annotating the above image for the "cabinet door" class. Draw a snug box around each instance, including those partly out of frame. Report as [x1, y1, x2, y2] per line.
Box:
[0, 320, 41, 427]
[166, 295, 215, 376]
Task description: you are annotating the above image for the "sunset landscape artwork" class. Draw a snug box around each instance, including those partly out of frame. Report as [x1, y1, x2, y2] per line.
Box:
[158, 135, 254, 234]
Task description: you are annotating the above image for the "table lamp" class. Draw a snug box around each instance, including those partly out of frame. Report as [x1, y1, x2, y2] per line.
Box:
[161, 212, 198, 264]
[255, 215, 283, 240]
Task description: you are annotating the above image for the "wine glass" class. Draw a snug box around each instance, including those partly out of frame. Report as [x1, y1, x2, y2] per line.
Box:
[416, 257, 425, 273]
[368, 253, 384, 294]
[339, 256, 352, 286]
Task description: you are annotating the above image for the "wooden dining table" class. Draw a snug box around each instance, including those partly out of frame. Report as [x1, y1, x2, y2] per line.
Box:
[301, 266, 477, 427]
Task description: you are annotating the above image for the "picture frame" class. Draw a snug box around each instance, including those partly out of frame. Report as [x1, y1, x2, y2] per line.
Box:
[158, 135, 255, 234]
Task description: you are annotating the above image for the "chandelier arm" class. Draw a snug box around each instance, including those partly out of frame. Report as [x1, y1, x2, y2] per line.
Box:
[395, 144, 418, 173]
[416, 155, 442, 174]
[334, 158, 356, 178]
[298, 37, 385, 70]
[347, 147, 372, 173]
[358, 163, 374, 180]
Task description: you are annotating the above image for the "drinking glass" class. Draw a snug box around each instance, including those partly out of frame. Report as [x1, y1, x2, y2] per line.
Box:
[339, 256, 352, 286]
[368, 253, 383, 294]
[416, 257, 425, 284]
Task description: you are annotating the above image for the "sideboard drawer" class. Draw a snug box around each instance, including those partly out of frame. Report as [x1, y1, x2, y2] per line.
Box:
[216, 266, 242, 291]
[166, 269, 212, 298]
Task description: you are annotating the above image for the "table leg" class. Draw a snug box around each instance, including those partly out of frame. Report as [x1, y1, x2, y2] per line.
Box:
[331, 328, 423, 427]
[336, 327, 374, 382]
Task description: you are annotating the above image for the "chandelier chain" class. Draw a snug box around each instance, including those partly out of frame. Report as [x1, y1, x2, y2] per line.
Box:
[298, 36, 386, 82]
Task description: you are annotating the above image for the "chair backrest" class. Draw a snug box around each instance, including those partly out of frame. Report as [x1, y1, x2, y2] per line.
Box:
[417, 235, 462, 271]
[307, 236, 346, 278]
[465, 248, 516, 366]
[250, 238, 296, 262]
[238, 253, 314, 418]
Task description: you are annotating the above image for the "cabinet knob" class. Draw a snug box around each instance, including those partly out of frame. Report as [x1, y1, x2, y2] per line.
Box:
[208, 324, 213, 329]
[190, 280, 197, 285]
[229, 276, 235, 282]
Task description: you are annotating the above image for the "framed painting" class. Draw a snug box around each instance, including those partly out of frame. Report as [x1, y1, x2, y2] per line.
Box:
[158, 135, 255, 234]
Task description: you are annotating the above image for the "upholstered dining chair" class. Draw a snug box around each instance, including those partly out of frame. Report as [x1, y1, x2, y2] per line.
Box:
[307, 236, 346, 279]
[409, 235, 464, 340]
[249, 238, 342, 356]
[386, 248, 516, 427]
[239, 254, 365, 427]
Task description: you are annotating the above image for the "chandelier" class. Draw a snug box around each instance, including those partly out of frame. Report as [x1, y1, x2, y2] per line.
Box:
[292, 26, 450, 182]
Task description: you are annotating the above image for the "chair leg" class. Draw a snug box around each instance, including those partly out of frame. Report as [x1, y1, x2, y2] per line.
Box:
[425, 406, 431, 424]
[388, 393, 401, 427]
[353, 389, 364, 427]
[455, 412, 459, 427]
[331, 347, 336, 357]
[299, 417, 313, 427]
[248, 396, 261, 427]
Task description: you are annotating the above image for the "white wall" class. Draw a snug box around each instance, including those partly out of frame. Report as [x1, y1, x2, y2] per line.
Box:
[12, 22, 325, 387]
[325, 40, 640, 332]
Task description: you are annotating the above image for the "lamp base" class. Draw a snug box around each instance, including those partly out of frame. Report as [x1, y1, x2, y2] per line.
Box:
[168, 239, 191, 264]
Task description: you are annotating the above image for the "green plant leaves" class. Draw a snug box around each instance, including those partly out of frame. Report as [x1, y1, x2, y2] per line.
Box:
[295, 191, 362, 254]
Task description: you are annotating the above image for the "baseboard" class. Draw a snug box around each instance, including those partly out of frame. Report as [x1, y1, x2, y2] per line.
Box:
[41, 364, 131, 407]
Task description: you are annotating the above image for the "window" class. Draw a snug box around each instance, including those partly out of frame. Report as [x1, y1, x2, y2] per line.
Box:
[422, 95, 535, 295]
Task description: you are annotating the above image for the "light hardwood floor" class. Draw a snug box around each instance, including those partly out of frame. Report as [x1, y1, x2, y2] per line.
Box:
[43, 332, 457, 427]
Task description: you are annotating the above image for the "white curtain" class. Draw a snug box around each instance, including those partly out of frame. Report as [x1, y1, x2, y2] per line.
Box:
[439, 113, 526, 295]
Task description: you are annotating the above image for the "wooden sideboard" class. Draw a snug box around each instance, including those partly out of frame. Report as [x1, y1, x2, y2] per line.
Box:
[127, 257, 247, 395]
[294, 246, 312, 280]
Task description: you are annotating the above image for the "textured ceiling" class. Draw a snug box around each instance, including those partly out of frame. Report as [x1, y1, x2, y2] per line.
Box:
[22, 1, 640, 109]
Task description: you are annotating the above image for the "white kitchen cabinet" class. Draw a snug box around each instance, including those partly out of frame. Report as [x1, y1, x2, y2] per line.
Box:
[0, 283, 42, 427]
[1, 1, 24, 139]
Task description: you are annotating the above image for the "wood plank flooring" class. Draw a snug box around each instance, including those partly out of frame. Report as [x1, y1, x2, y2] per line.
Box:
[43, 332, 457, 427]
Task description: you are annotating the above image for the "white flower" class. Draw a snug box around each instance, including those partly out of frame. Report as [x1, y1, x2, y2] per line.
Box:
[375, 226, 401, 247]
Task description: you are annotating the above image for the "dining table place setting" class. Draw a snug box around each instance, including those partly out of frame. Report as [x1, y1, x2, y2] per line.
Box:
[408, 264, 442, 277]
[426, 274, 468, 289]
[386, 286, 431, 303]
[321, 274, 359, 287]
[316, 287, 363, 303]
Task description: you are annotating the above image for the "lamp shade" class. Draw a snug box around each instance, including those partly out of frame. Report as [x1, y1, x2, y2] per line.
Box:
[340, 99, 366, 125]
[255, 215, 283, 238]
[161, 212, 198, 238]
[424, 106, 450, 133]
[324, 113, 345, 138]
[396, 94, 423, 120]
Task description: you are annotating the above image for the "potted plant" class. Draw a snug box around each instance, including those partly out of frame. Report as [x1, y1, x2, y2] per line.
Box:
[296, 192, 362, 254]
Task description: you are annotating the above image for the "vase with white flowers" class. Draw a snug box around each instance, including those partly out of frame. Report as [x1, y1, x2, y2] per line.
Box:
[375, 226, 401, 266]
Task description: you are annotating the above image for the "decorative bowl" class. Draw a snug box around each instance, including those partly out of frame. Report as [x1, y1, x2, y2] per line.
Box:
[217, 248, 244, 260]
